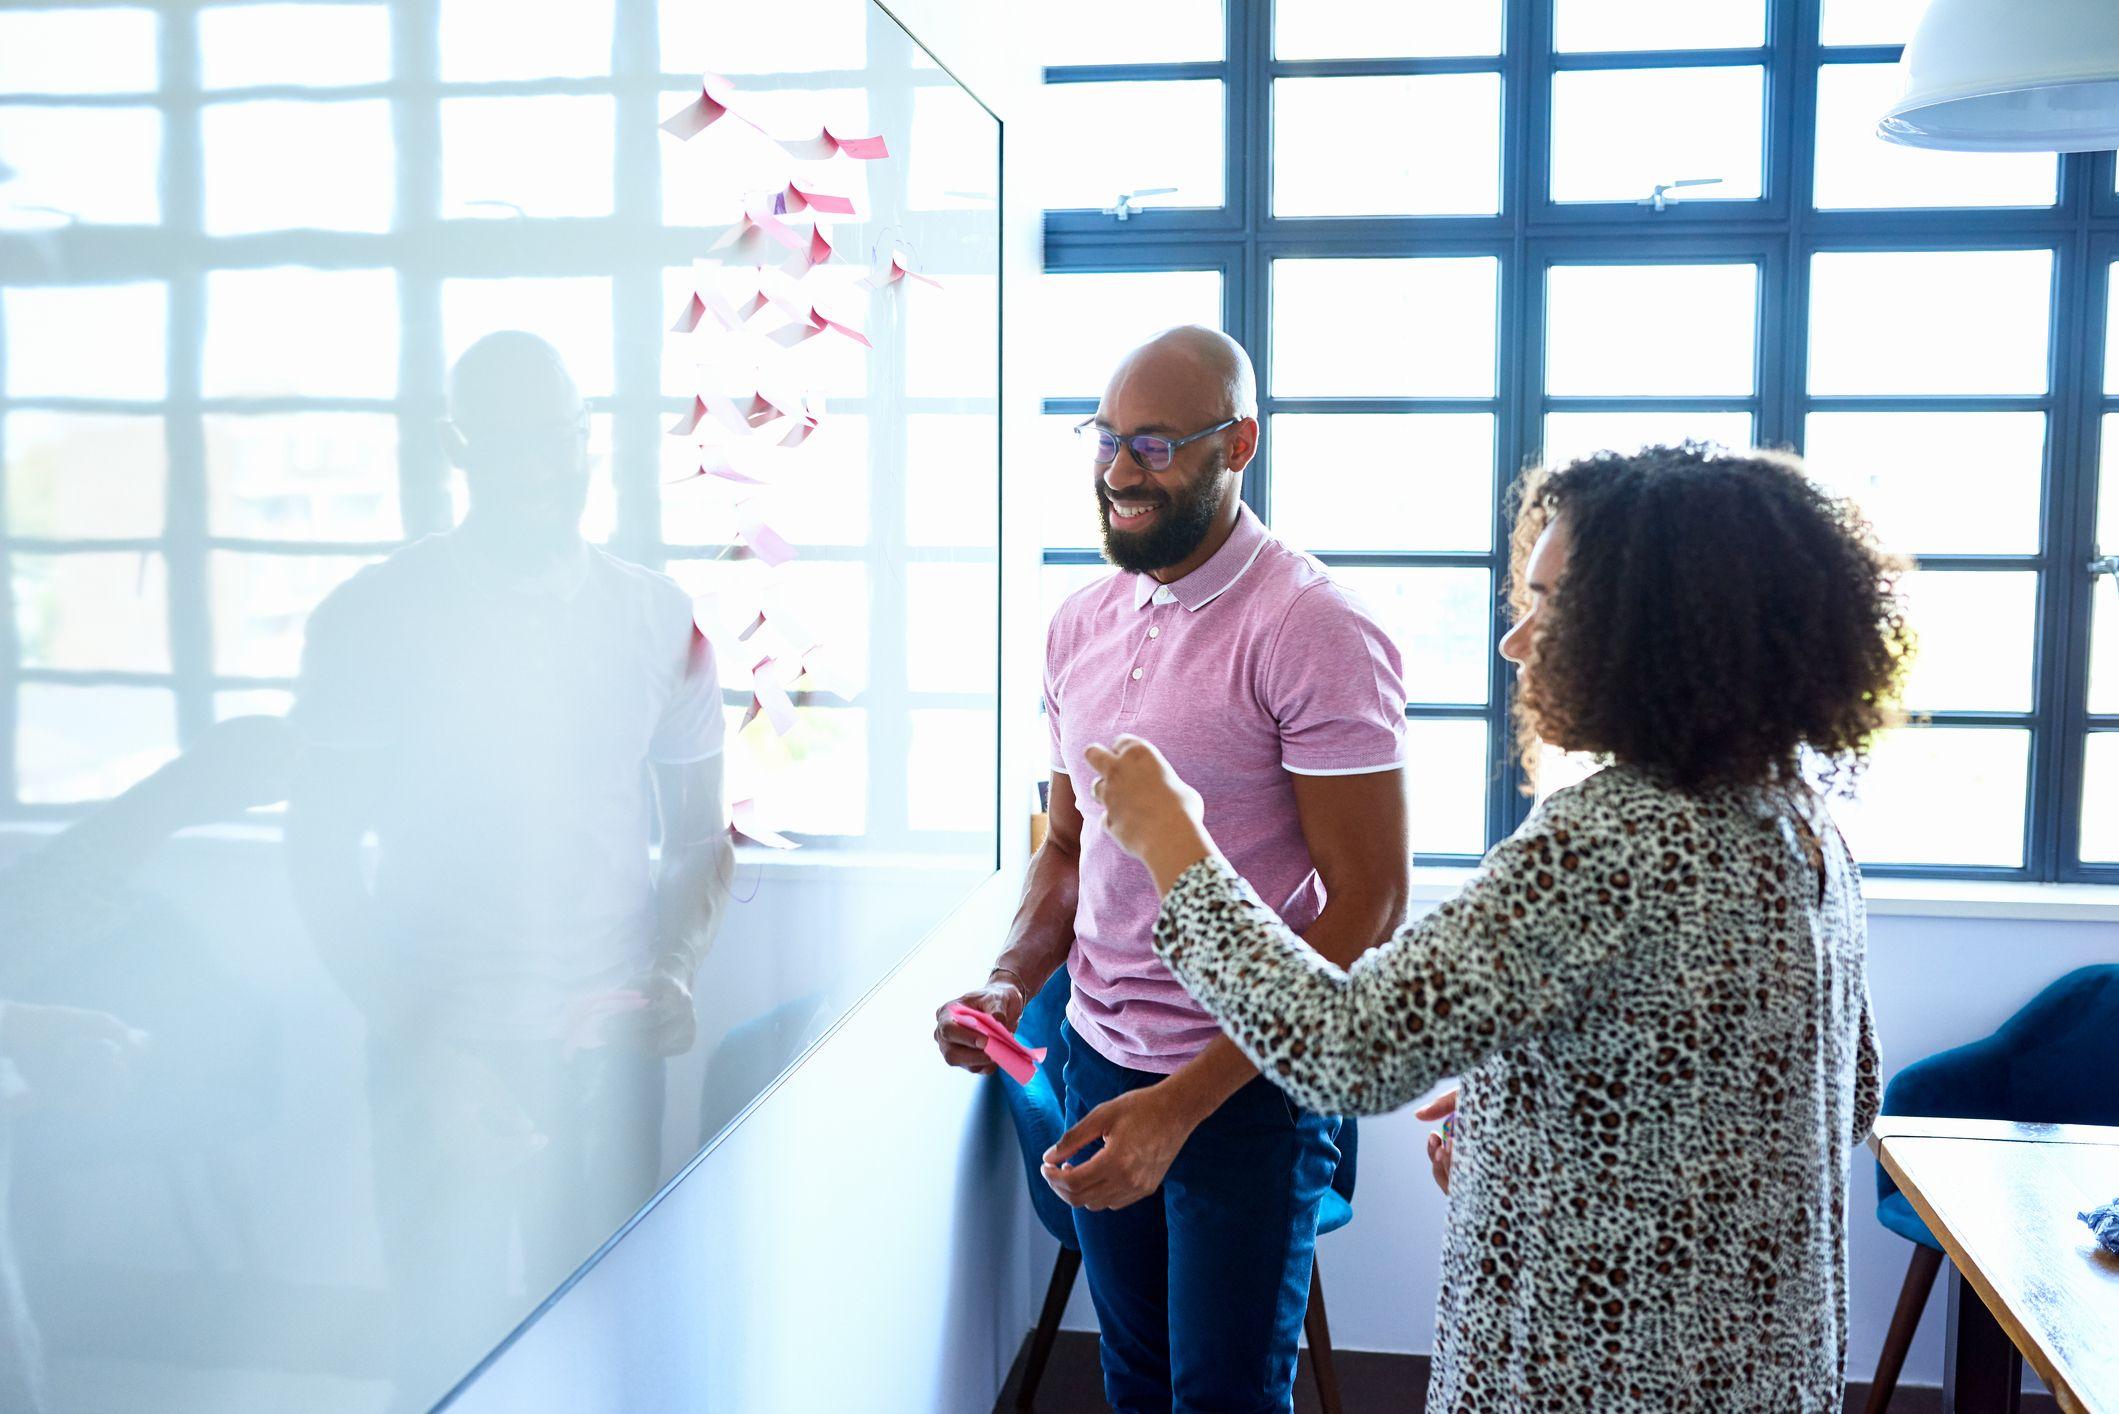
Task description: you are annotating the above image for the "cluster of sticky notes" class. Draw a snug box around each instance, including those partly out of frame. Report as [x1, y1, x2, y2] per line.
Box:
[947, 1003, 1047, 1086]
[660, 73, 889, 166]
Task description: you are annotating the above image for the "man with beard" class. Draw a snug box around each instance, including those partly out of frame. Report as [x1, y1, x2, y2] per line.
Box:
[288, 331, 731, 1411]
[935, 326, 1410, 1410]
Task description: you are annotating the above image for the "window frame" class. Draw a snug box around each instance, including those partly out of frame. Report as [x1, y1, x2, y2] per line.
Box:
[1043, 0, 2119, 881]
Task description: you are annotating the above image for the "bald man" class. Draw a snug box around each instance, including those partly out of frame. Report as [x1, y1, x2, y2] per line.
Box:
[288, 331, 731, 1410]
[936, 327, 1411, 1410]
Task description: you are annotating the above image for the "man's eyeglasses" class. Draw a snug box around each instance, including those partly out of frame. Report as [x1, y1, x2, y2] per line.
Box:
[1075, 416, 1240, 473]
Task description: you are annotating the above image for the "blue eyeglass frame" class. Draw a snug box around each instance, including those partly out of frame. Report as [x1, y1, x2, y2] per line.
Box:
[1073, 415, 1241, 471]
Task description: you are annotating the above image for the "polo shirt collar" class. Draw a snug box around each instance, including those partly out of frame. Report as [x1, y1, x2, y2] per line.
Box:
[1131, 502, 1270, 612]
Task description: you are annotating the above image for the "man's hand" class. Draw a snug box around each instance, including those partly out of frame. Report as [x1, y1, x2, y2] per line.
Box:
[1040, 1083, 1196, 1211]
[610, 953, 698, 1058]
[1415, 1087, 1458, 1196]
[934, 976, 1026, 1075]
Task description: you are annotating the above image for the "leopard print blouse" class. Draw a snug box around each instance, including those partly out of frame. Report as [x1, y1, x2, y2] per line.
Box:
[1153, 765, 1881, 1413]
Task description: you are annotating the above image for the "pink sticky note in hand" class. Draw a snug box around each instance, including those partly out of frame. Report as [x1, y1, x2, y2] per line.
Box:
[946, 1003, 1047, 1086]
[731, 797, 798, 850]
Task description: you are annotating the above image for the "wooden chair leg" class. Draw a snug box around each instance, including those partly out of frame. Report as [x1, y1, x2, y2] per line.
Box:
[1017, 1246, 1082, 1410]
[1864, 1245, 1945, 1414]
[1304, 1258, 1344, 1414]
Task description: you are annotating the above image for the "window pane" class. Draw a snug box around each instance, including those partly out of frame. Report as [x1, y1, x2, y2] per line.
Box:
[1326, 567, 1491, 706]
[0, 106, 160, 228]
[5, 412, 165, 539]
[1830, 726, 2028, 867]
[204, 267, 398, 399]
[1267, 414, 1492, 553]
[2079, 733, 2119, 863]
[725, 705, 867, 836]
[441, 96, 615, 219]
[16, 683, 178, 804]
[1045, 0, 1223, 64]
[1546, 264, 1757, 397]
[659, 3, 865, 75]
[1276, 0, 1503, 59]
[2105, 273, 2119, 397]
[12, 551, 169, 671]
[203, 413, 401, 542]
[1274, 75, 1500, 217]
[1405, 717, 1488, 856]
[1041, 561, 1110, 634]
[442, 276, 614, 399]
[906, 414, 1001, 550]
[2099, 413, 2119, 555]
[200, 4, 392, 89]
[1555, 0, 1765, 51]
[203, 100, 394, 233]
[211, 551, 378, 678]
[1896, 570, 2036, 713]
[1803, 411, 2043, 556]
[905, 270, 1000, 401]
[439, 0, 614, 80]
[1820, 0, 1926, 47]
[4, 283, 166, 399]
[1036, 270, 1223, 400]
[1550, 67, 1764, 203]
[1808, 250, 2051, 396]
[909, 710, 999, 832]
[2084, 578, 2119, 716]
[1814, 64, 2055, 209]
[1540, 411, 1754, 467]
[1039, 80, 1224, 211]
[0, 8, 157, 93]
[1039, 414, 1108, 552]
[1274, 258, 1497, 398]
[908, 563, 999, 694]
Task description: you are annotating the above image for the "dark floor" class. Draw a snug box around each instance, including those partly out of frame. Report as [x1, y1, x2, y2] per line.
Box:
[992, 1333, 2061, 1414]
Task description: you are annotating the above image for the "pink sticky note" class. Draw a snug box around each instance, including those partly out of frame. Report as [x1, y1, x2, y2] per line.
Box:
[667, 396, 709, 437]
[946, 1003, 1047, 1086]
[788, 181, 858, 216]
[670, 292, 708, 334]
[828, 127, 889, 160]
[661, 74, 752, 140]
[777, 418, 818, 449]
[737, 516, 797, 568]
[731, 798, 798, 850]
[708, 461, 769, 486]
[769, 319, 823, 350]
[813, 310, 870, 348]
[894, 253, 943, 288]
[737, 611, 767, 643]
[743, 200, 811, 255]
[754, 678, 799, 735]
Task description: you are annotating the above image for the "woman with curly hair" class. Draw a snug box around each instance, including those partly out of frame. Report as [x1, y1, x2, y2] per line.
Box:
[1068, 443, 1912, 1412]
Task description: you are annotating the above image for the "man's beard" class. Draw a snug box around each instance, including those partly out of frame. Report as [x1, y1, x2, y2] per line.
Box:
[1097, 452, 1228, 573]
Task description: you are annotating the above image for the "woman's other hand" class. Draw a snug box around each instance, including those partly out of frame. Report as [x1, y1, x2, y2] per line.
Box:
[1414, 1087, 1458, 1195]
[1082, 735, 1213, 894]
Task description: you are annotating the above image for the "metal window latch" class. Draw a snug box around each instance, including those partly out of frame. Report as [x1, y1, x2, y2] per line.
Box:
[1105, 187, 1177, 221]
[1639, 177, 1724, 212]
[2090, 553, 2119, 579]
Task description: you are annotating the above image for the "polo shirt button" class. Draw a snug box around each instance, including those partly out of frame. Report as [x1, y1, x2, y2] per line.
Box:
[1148, 626, 1160, 638]
[1131, 667, 1143, 680]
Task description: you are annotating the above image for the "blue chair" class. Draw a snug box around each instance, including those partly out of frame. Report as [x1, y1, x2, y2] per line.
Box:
[1864, 963, 2119, 1414]
[998, 967, 1357, 1412]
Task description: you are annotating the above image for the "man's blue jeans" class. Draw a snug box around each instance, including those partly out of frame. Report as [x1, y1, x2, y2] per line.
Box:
[1062, 1021, 1342, 1414]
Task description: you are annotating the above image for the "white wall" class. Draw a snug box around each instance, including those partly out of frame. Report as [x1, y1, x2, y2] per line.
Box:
[1055, 903, 2118, 1399]
[444, 1, 1046, 1410]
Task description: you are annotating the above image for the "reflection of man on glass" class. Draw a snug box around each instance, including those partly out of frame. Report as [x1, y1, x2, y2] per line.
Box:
[287, 331, 731, 1409]
[936, 327, 1412, 1411]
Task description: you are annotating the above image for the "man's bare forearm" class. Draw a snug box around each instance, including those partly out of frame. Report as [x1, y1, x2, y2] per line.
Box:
[653, 834, 734, 981]
[991, 834, 1079, 993]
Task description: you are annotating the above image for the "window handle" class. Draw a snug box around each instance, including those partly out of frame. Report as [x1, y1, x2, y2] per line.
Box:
[2089, 553, 2119, 579]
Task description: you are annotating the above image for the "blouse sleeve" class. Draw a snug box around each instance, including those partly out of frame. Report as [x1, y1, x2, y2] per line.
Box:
[1152, 784, 1653, 1116]
[1852, 989, 1883, 1145]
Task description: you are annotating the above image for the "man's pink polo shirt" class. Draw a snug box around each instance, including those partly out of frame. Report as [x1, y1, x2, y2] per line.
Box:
[1045, 504, 1408, 1075]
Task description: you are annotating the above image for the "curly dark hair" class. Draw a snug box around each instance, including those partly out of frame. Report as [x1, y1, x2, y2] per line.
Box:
[1509, 442, 1911, 797]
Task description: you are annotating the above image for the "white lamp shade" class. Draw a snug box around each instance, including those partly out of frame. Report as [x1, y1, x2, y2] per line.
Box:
[1880, 0, 2119, 152]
